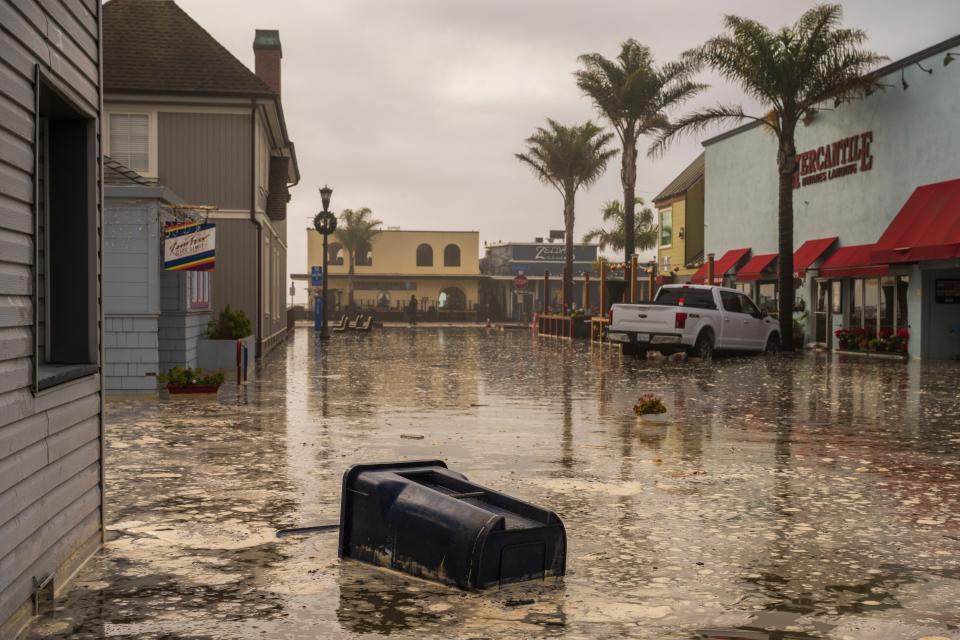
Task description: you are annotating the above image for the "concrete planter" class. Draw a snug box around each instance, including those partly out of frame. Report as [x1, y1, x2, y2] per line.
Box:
[637, 412, 670, 425]
[197, 334, 255, 371]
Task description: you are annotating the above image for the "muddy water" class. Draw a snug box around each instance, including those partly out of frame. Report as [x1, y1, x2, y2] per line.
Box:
[24, 328, 960, 639]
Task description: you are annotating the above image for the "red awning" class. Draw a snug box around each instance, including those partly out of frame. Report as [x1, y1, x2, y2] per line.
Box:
[736, 254, 778, 282]
[691, 248, 750, 284]
[793, 237, 838, 277]
[819, 244, 888, 279]
[872, 178, 960, 264]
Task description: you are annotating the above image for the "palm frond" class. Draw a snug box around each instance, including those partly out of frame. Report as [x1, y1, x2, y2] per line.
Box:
[649, 104, 768, 157]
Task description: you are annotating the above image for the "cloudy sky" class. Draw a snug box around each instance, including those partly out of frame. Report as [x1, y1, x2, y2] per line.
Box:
[173, 0, 960, 299]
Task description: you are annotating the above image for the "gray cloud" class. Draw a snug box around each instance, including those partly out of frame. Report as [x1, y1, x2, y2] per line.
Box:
[172, 0, 960, 296]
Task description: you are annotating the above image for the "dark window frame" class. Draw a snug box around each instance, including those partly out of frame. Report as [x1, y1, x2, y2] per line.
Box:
[443, 243, 461, 267]
[416, 243, 433, 267]
[33, 66, 100, 393]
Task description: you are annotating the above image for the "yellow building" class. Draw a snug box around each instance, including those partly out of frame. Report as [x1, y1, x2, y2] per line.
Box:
[653, 153, 705, 283]
[305, 229, 481, 314]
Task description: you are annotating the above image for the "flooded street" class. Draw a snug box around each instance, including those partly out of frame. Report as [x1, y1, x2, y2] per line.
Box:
[26, 327, 960, 639]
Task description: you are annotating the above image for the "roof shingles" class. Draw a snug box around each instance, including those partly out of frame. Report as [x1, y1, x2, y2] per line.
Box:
[103, 0, 275, 97]
[653, 153, 704, 204]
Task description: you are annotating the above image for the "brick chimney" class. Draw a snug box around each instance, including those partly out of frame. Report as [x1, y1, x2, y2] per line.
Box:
[253, 29, 282, 95]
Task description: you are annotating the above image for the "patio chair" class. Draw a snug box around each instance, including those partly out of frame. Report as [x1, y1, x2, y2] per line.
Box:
[331, 315, 349, 332]
[354, 315, 374, 332]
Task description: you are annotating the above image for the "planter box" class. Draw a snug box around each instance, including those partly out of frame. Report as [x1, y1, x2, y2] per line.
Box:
[166, 383, 221, 395]
[835, 349, 908, 360]
[197, 334, 255, 371]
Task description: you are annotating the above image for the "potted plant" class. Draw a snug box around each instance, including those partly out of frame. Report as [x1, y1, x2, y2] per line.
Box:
[835, 328, 851, 350]
[197, 305, 255, 371]
[634, 394, 668, 423]
[160, 367, 225, 395]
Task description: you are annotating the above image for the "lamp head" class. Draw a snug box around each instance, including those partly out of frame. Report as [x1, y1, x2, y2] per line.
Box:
[319, 185, 333, 213]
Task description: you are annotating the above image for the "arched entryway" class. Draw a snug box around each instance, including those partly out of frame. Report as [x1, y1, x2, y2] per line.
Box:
[438, 286, 466, 311]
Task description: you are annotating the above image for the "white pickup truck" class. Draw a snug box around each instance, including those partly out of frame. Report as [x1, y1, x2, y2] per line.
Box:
[607, 284, 781, 358]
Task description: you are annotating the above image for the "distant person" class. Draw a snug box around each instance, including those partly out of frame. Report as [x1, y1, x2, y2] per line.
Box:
[407, 295, 418, 326]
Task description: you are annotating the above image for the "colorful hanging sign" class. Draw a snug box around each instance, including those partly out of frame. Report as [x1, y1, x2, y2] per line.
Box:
[164, 221, 216, 271]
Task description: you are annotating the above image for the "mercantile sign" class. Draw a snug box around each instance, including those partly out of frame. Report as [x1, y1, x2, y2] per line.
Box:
[793, 131, 874, 189]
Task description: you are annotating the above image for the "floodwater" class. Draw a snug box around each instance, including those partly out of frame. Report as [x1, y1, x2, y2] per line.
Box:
[24, 327, 960, 639]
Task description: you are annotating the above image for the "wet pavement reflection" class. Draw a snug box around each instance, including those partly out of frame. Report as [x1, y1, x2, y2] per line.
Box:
[24, 328, 960, 639]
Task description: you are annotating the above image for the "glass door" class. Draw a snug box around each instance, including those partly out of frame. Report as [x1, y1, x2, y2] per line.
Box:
[815, 280, 830, 345]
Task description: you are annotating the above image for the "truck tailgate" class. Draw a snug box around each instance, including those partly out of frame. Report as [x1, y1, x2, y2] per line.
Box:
[613, 305, 675, 332]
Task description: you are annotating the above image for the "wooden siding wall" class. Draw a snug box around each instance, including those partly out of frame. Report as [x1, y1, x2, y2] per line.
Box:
[0, 0, 103, 633]
[158, 112, 252, 211]
[209, 219, 259, 341]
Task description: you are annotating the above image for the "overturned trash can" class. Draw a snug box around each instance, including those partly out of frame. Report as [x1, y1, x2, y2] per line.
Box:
[338, 460, 566, 589]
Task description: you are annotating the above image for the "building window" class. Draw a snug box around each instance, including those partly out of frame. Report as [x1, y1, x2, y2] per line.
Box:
[659, 208, 672, 247]
[109, 113, 149, 172]
[847, 276, 909, 336]
[189, 271, 210, 309]
[443, 244, 461, 267]
[264, 236, 271, 320]
[355, 242, 373, 266]
[416, 243, 433, 267]
[758, 282, 778, 317]
[328, 242, 344, 265]
[34, 76, 98, 391]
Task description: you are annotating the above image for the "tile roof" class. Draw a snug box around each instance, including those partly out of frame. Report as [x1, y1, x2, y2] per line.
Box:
[103, 0, 275, 97]
[653, 152, 704, 204]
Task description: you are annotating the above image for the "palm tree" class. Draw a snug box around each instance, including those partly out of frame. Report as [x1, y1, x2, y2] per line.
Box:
[652, 4, 884, 349]
[583, 197, 658, 254]
[333, 207, 382, 311]
[575, 40, 704, 274]
[516, 119, 617, 311]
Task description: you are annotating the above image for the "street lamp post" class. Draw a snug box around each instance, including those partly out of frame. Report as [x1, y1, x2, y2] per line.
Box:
[313, 185, 337, 339]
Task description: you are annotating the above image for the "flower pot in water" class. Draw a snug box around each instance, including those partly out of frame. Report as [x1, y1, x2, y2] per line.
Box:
[638, 412, 669, 424]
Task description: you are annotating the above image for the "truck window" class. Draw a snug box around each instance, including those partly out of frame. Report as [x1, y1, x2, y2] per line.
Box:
[720, 291, 743, 313]
[739, 294, 762, 317]
[655, 288, 716, 309]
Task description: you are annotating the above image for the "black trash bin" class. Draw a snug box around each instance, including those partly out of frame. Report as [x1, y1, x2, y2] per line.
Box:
[338, 460, 566, 589]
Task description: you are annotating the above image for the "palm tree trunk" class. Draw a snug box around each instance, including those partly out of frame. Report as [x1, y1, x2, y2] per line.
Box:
[347, 255, 356, 312]
[777, 134, 797, 350]
[563, 194, 575, 312]
[621, 135, 638, 270]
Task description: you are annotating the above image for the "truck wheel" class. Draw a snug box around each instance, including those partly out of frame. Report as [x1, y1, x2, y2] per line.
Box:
[764, 334, 781, 355]
[692, 330, 714, 359]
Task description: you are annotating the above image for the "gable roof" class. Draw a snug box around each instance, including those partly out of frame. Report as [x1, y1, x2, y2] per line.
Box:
[653, 153, 704, 204]
[103, 0, 275, 97]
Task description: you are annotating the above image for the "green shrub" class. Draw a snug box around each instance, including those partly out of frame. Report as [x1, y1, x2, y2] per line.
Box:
[207, 305, 252, 340]
[159, 367, 225, 387]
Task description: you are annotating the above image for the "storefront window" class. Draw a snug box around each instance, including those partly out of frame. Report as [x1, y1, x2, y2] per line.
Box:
[735, 282, 752, 296]
[896, 276, 910, 330]
[851, 279, 863, 329]
[758, 282, 778, 317]
[864, 278, 879, 330]
[880, 276, 896, 335]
